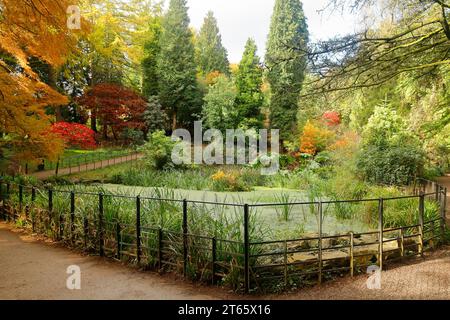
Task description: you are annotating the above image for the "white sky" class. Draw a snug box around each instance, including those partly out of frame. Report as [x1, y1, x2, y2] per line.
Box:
[177, 0, 359, 63]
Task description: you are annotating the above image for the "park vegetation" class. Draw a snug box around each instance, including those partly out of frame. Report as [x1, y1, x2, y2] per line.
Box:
[0, 0, 448, 211]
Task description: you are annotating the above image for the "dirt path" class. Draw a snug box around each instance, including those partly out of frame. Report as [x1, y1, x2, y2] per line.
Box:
[31, 153, 143, 180]
[1, 222, 450, 300]
[0, 222, 237, 300]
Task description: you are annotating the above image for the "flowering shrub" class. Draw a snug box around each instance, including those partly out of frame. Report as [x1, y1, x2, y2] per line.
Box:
[322, 111, 341, 127]
[51, 122, 96, 149]
[211, 169, 249, 191]
[299, 121, 334, 155]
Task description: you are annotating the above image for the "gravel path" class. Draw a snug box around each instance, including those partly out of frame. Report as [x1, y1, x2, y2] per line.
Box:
[0, 223, 236, 300]
[1, 222, 450, 300]
[269, 249, 450, 300]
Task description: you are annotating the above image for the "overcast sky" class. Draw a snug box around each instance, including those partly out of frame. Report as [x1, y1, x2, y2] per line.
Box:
[176, 0, 359, 63]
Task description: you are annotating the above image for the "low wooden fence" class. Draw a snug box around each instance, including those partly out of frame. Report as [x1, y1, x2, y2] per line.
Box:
[0, 178, 446, 293]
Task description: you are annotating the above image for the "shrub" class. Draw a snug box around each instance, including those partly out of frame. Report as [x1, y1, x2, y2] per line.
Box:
[50, 122, 96, 149]
[357, 104, 425, 185]
[356, 142, 425, 185]
[322, 111, 341, 127]
[120, 128, 145, 146]
[139, 131, 177, 170]
[143, 96, 169, 133]
[211, 169, 250, 192]
[299, 121, 334, 155]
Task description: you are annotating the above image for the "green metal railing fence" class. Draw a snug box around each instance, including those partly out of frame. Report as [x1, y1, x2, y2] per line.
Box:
[0, 178, 446, 293]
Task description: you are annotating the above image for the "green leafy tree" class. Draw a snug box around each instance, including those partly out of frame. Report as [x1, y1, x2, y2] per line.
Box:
[266, 0, 308, 140]
[157, 0, 201, 130]
[357, 104, 425, 185]
[196, 11, 230, 76]
[235, 38, 264, 129]
[142, 15, 162, 98]
[202, 75, 238, 132]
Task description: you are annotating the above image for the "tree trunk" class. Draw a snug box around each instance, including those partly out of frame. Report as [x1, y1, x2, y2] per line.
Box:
[102, 123, 108, 140]
[48, 66, 63, 122]
[172, 110, 177, 131]
[91, 109, 97, 132]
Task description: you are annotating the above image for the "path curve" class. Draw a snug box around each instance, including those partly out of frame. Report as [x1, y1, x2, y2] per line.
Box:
[1, 222, 450, 300]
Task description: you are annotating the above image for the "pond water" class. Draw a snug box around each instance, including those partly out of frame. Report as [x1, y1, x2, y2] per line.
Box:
[89, 184, 373, 238]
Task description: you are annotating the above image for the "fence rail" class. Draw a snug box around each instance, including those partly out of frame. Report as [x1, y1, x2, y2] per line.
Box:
[0, 178, 446, 293]
[23, 150, 139, 176]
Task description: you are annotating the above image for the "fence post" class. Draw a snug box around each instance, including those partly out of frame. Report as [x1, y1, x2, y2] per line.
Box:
[70, 191, 75, 242]
[116, 221, 121, 260]
[419, 192, 425, 257]
[182, 199, 188, 277]
[244, 204, 250, 294]
[435, 184, 439, 202]
[284, 240, 288, 288]
[48, 189, 53, 213]
[31, 187, 36, 232]
[19, 185, 23, 212]
[400, 228, 405, 259]
[211, 237, 217, 285]
[136, 196, 141, 264]
[378, 198, 384, 270]
[59, 209, 64, 241]
[83, 216, 88, 250]
[349, 232, 354, 277]
[318, 202, 323, 285]
[440, 187, 446, 245]
[98, 193, 104, 257]
[158, 227, 163, 271]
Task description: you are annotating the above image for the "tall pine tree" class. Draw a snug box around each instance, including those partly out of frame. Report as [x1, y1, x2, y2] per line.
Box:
[266, 0, 308, 140]
[157, 0, 200, 130]
[235, 38, 264, 129]
[196, 11, 230, 76]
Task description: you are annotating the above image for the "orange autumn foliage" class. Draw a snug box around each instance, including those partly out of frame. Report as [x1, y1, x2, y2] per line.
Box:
[299, 121, 334, 155]
[0, 0, 87, 163]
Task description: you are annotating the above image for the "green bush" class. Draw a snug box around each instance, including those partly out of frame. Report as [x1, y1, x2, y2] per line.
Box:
[139, 131, 177, 170]
[356, 143, 425, 185]
[120, 128, 145, 146]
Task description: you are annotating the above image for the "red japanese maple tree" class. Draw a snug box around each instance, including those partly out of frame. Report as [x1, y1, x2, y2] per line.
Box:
[51, 122, 97, 149]
[77, 83, 147, 140]
[322, 111, 341, 127]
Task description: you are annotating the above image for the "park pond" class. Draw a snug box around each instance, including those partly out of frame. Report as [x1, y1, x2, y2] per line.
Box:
[58, 183, 373, 240]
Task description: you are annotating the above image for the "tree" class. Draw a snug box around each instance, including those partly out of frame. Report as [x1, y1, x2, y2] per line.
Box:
[202, 75, 238, 132]
[143, 96, 169, 134]
[51, 122, 97, 149]
[266, 0, 308, 140]
[157, 0, 201, 130]
[142, 15, 163, 98]
[77, 83, 147, 140]
[235, 39, 264, 129]
[196, 11, 230, 76]
[304, 0, 450, 97]
[0, 0, 84, 166]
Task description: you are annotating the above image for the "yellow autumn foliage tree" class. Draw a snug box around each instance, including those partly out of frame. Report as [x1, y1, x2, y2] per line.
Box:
[0, 0, 85, 168]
